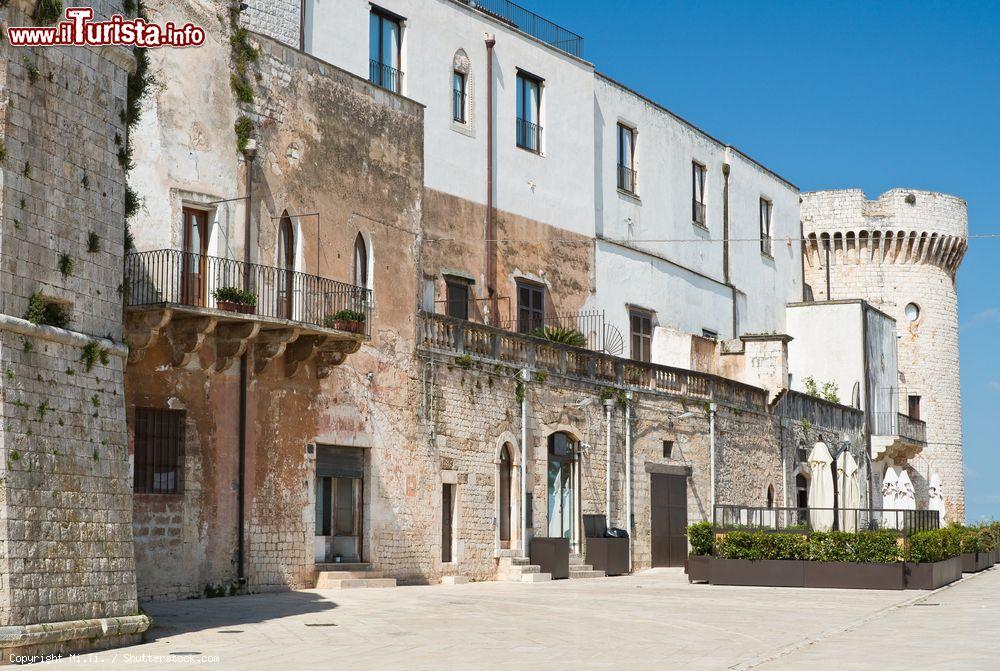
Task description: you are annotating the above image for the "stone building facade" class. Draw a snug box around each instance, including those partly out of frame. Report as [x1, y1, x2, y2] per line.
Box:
[0, 0, 148, 660]
[801, 189, 967, 521]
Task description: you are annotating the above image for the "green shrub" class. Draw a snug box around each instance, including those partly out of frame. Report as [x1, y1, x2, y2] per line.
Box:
[907, 527, 963, 563]
[530, 326, 587, 347]
[716, 531, 808, 561]
[809, 531, 900, 563]
[687, 521, 713, 556]
[212, 287, 257, 306]
[24, 293, 70, 329]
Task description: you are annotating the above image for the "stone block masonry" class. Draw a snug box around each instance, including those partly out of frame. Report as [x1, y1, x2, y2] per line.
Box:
[0, 1, 147, 659]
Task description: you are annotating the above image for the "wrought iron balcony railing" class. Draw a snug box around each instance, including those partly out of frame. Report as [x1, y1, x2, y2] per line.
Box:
[369, 59, 403, 94]
[516, 118, 542, 153]
[498, 309, 623, 357]
[461, 0, 584, 58]
[895, 411, 928, 445]
[692, 200, 706, 226]
[617, 164, 637, 194]
[124, 249, 372, 338]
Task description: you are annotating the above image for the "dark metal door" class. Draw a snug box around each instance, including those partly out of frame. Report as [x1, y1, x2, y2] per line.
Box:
[442, 484, 453, 563]
[650, 473, 687, 567]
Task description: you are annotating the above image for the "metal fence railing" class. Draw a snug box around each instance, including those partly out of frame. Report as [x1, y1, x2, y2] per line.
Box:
[369, 59, 402, 93]
[516, 118, 542, 153]
[713, 505, 940, 538]
[499, 309, 623, 356]
[463, 0, 584, 58]
[124, 249, 372, 337]
[617, 164, 637, 194]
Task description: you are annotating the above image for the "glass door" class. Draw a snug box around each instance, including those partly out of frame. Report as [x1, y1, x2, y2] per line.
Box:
[181, 207, 208, 306]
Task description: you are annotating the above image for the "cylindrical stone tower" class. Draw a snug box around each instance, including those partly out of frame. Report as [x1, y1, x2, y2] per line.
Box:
[801, 189, 967, 522]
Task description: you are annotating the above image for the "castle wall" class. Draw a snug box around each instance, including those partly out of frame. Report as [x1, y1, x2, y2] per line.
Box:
[801, 189, 967, 521]
[0, 0, 146, 659]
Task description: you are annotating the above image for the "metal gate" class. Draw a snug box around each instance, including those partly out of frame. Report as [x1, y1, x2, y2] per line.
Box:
[650, 473, 687, 567]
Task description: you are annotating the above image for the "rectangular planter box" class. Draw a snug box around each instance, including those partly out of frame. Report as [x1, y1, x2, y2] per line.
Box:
[905, 556, 963, 590]
[687, 555, 709, 583]
[962, 552, 994, 573]
[803, 561, 904, 590]
[530, 537, 570, 580]
[585, 537, 629, 576]
[709, 559, 805, 588]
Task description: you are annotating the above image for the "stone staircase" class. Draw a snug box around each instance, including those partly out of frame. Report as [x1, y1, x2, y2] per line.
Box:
[497, 556, 551, 583]
[314, 562, 397, 589]
[568, 553, 605, 579]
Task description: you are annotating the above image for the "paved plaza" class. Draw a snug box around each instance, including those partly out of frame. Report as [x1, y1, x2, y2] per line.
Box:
[35, 567, 999, 670]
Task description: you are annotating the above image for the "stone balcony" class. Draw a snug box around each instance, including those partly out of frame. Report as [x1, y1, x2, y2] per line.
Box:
[871, 411, 928, 462]
[419, 312, 768, 412]
[123, 249, 370, 377]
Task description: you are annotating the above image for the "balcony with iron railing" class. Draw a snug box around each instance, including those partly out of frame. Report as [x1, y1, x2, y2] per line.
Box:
[419, 311, 768, 413]
[871, 394, 928, 462]
[516, 118, 542, 153]
[459, 0, 584, 58]
[123, 249, 371, 375]
[692, 200, 706, 226]
[617, 164, 637, 195]
[369, 59, 403, 93]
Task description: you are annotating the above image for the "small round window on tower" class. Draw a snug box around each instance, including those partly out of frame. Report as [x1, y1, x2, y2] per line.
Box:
[905, 303, 920, 322]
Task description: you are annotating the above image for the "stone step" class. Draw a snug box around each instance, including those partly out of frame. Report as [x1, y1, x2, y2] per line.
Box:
[314, 570, 382, 580]
[521, 572, 552, 583]
[569, 554, 588, 567]
[441, 576, 469, 585]
[569, 569, 606, 579]
[315, 562, 371, 572]
[501, 557, 531, 567]
[315, 576, 397, 590]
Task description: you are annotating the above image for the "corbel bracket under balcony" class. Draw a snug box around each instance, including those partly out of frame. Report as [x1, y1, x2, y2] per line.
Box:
[253, 329, 301, 375]
[215, 322, 263, 373]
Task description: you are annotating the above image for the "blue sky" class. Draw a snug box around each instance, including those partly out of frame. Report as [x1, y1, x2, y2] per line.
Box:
[534, 0, 999, 520]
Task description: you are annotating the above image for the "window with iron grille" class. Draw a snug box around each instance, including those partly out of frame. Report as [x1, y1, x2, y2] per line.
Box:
[759, 197, 773, 256]
[692, 161, 707, 225]
[452, 71, 466, 123]
[133, 407, 185, 494]
[369, 8, 403, 93]
[617, 123, 636, 193]
[516, 72, 542, 152]
[629, 309, 653, 363]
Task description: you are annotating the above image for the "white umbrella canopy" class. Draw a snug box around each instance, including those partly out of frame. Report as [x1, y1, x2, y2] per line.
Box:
[881, 467, 899, 530]
[897, 469, 916, 512]
[836, 451, 861, 532]
[807, 441, 834, 532]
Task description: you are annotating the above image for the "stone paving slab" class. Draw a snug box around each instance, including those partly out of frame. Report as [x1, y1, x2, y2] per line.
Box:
[29, 567, 997, 670]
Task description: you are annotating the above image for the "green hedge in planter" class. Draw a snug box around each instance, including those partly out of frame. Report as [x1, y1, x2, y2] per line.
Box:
[687, 521, 713, 556]
[950, 523, 999, 554]
[716, 530, 808, 561]
[808, 531, 899, 563]
[906, 527, 963, 563]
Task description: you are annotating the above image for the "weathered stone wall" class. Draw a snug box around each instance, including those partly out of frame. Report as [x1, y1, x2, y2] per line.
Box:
[241, 0, 300, 49]
[0, 0, 145, 656]
[802, 189, 966, 521]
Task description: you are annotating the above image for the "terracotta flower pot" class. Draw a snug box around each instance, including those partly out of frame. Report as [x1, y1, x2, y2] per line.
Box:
[331, 319, 350, 332]
[349, 320, 364, 333]
[218, 300, 238, 312]
[237, 303, 256, 315]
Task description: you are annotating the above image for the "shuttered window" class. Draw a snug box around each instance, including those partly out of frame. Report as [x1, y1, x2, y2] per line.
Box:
[133, 407, 185, 494]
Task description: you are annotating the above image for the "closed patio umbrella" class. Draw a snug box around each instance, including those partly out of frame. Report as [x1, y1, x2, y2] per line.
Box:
[897, 469, 916, 531]
[928, 473, 946, 527]
[836, 451, 861, 532]
[807, 440, 834, 532]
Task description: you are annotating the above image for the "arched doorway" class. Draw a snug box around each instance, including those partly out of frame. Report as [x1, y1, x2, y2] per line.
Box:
[795, 473, 809, 525]
[277, 214, 295, 319]
[547, 432, 576, 541]
[499, 444, 513, 548]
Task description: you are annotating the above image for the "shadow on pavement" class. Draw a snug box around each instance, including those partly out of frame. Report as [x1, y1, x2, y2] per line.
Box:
[141, 590, 339, 641]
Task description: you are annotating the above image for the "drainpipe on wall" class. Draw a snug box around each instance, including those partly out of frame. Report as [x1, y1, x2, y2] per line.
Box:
[604, 399, 613, 530]
[519, 368, 528, 559]
[485, 34, 498, 326]
[624, 392, 633, 571]
[722, 163, 738, 339]
[237, 140, 257, 583]
[709, 401, 717, 515]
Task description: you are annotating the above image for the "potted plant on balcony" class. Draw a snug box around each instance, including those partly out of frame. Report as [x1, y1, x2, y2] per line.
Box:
[212, 286, 243, 313]
[236, 289, 257, 315]
[324, 309, 366, 333]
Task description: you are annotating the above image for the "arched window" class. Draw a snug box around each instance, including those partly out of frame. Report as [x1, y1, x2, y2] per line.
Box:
[766, 484, 775, 509]
[499, 444, 513, 546]
[277, 213, 295, 319]
[353, 233, 368, 289]
[452, 49, 472, 128]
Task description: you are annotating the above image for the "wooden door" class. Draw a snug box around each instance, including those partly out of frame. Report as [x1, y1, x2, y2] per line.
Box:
[181, 208, 208, 306]
[499, 445, 512, 547]
[442, 484, 454, 563]
[650, 473, 688, 567]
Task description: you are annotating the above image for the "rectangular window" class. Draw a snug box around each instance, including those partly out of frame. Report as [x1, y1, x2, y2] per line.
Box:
[445, 278, 470, 320]
[133, 407, 185, 494]
[369, 8, 402, 93]
[441, 483, 455, 563]
[760, 197, 773, 255]
[908, 395, 921, 421]
[516, 281, 545, 333]
[702, 329, 718, 340]
[617, 124, 636, 193]
[629, 309, 653, 363]
[516, 72, 542, 152]
[692, 162, 707, 225]
[662, 440, 674, 459]
[452, 71, 466, 123]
